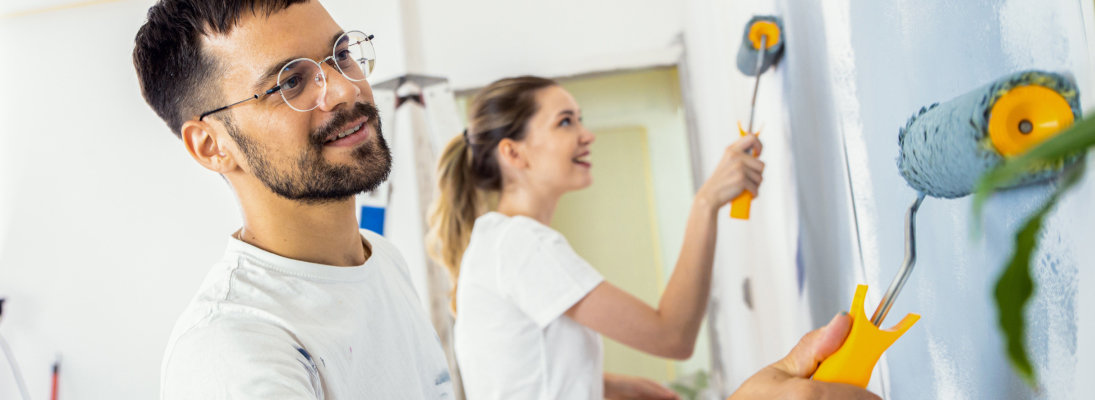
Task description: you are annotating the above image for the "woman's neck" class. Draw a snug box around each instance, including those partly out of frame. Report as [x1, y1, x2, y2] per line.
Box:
[496, 185, 560, 226]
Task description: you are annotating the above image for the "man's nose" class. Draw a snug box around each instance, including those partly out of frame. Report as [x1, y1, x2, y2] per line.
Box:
[316, 61, 360, 113]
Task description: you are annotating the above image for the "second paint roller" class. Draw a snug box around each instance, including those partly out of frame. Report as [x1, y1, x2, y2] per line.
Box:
[731, 16, 784, 220]
[814, 70, 1081, 388]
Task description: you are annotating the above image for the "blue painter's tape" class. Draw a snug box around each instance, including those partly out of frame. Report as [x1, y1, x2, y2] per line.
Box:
[359, 206, 386, 235]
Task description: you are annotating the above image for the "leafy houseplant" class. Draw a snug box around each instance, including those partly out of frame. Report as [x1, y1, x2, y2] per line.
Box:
[974, 114, 1095, 385]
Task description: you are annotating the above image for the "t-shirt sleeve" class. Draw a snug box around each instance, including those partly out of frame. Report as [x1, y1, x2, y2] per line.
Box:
[495, 223, 605, 328]
[161, 319, 321, 400]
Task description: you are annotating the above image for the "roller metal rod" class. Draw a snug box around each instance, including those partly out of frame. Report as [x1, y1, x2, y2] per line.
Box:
[747, 35, 767, 134]
[870, 192, 926, 326]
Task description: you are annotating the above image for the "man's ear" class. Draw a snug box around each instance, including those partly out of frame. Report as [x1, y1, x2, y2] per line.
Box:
[181, 119, 237, 174]
[496, 138, 528, 170]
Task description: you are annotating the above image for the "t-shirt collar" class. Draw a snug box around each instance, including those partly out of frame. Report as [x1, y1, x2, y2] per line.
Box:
[224, 232, 378, 282]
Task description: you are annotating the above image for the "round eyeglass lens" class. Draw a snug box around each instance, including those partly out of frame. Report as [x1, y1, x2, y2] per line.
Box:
[333, 31, 375, 81]
[277, 58, 326, 112]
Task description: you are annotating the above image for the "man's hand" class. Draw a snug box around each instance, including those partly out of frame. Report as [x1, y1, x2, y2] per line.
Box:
[604, 372, 681, 400]
[728, 313, 881, 400]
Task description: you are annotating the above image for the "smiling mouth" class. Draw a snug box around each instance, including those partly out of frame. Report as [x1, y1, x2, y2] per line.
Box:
[573, 152, 591, 167]
[324, 117, 369, 145]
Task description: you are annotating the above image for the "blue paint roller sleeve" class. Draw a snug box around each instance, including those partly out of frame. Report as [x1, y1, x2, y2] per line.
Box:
[897, 70, 1082, 198]
[736, 16, 784, 77]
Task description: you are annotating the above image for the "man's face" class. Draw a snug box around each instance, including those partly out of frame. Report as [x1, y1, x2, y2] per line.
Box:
[204, 1, 390, 204]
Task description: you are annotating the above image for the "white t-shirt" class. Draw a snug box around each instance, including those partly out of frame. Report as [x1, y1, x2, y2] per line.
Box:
[160, 230, 454, 400]
[454, 212, 606, 400]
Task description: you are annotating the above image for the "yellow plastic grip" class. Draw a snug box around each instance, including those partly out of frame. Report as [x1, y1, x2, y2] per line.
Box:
[731, 122, 757, 220]
[813, 285, 920, 388]
[987, 85, 1074, 157]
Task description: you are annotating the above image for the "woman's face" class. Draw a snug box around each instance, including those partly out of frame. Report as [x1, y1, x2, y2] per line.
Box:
[517, 86, 596, 194]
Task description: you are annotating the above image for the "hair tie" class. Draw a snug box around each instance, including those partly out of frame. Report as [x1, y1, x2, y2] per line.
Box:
[462, 129, 470, 146]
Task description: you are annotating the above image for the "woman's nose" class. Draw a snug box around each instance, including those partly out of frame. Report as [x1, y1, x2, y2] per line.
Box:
[582, 128, 596, 144]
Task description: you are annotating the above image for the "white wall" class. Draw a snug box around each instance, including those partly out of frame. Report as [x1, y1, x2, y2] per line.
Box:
[0, 1, 408, 398]
[415, 0, 685, 90]
[679, 0, 825, 395]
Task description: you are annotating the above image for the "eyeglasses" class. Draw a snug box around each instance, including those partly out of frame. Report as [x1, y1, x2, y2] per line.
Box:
[199, 31, 376, 121]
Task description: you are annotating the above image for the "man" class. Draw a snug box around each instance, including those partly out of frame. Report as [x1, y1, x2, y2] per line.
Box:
[132, 1, 879, 399]
[134, 1, 452, 398]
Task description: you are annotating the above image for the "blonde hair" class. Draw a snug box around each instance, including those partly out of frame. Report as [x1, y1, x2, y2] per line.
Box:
[427, 76, 558, 310]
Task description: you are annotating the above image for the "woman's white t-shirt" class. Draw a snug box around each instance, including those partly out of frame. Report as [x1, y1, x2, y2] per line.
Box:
[454, 212, 606, 400]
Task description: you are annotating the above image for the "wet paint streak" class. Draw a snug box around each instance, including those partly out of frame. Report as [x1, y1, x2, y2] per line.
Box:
[819, 1, 886, 396]
[435, 370, 451, 386]
[795, 233, 805, 295]
[296, 346, 322, 398]
[820, 0, 882, 293]
[1028, 211, 1079, 400]
[926, 332, 969, 400]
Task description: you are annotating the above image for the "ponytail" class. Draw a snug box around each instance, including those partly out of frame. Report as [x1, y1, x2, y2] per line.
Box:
[427, 76, 559, 312]
[427, 131, 485, 311]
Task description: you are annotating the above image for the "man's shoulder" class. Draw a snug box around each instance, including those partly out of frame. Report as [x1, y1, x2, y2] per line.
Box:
[160, 310, 317, 399]
[162, 253, 281, 361]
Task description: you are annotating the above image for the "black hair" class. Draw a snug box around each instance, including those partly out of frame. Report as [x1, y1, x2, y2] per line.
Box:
[132, 0, 308, 137]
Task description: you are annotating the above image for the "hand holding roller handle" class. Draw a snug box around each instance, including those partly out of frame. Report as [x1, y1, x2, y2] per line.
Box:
[697, 135, 764, 213]
[727, 313, 881, 400]
[730, 125, 761, 219]
[731, 19, 779, 220]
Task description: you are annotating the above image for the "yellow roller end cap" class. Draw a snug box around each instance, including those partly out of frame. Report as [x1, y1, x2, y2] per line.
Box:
[749, 21, 781, 50]
[813, 285, 920, 388]
[988, 85, 1074, 157]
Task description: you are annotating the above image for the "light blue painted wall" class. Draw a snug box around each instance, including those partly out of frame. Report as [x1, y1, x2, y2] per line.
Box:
[777, 0, 1093, 398]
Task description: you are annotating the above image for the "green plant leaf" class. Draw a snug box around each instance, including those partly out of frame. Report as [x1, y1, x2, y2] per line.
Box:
[992, 164, 1083, 386]
[973, 113, 1094, 387]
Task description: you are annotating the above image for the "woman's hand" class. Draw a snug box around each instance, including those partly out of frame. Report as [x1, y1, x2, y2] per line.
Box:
[696, 134, 764, 210]
[604, 372, 681, 400]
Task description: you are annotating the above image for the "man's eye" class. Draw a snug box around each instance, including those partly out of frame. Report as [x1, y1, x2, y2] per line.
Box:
[560, 118, 572, 127]
[284, 75, 302, 89]
[337, 49, 351, 61]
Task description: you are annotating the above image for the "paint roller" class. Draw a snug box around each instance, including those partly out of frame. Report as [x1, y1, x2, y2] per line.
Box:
[731, 16, 784, 220]
[814, 70, 1081, 388]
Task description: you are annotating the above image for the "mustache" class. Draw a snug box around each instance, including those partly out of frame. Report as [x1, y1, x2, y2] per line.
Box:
[310, 102, 381, 146]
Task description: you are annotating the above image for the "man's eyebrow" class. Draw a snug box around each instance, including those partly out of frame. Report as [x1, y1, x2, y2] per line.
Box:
[249, 32, 346, 92]
[253, 56, 301, 92]
[330, 30, 346, 48]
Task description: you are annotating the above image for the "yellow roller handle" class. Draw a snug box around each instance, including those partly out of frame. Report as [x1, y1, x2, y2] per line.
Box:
[813, 285, 920, 388]
[731, 122, 759, 220]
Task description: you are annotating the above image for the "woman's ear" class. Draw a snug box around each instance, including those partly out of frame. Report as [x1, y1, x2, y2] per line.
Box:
[496, 138, 528, 170]
[181, 119, 238, 174]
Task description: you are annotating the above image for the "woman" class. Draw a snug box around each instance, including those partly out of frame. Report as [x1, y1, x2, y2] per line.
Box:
[427, 76, 764, 400]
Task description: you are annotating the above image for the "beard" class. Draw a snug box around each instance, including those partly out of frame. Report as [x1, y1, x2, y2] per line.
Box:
[226, 102, 392, 205]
